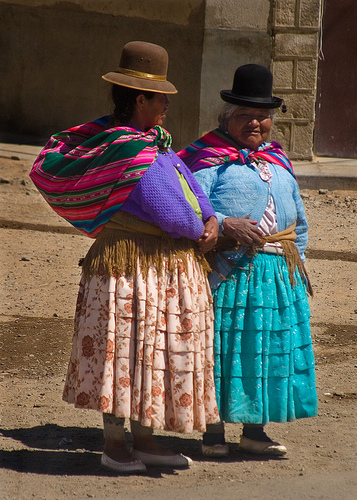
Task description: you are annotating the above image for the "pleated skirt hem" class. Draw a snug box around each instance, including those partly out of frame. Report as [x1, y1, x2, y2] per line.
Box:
[213, 253, 318, 424]
[63, 252, 220, 433]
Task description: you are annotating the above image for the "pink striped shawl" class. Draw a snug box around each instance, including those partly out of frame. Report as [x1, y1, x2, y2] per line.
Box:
[178, 128, 295, 178]
[30, 116, 172, 237]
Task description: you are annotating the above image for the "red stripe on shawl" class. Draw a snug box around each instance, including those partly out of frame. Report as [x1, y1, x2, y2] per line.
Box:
[178, 129, 295, 179]
[30, 119, 172, 236]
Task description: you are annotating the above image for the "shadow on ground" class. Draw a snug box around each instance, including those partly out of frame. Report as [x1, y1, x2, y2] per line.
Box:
[0, 424, 286, 477]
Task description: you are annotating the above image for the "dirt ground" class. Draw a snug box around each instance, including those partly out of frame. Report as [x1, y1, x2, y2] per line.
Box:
[0, 157, 356, 500]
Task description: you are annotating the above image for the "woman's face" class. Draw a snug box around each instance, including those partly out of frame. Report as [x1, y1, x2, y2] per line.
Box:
[138, 93, 170, 130]
[227, 107, 272, 150]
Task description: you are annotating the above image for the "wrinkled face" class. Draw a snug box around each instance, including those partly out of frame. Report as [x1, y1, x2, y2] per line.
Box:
[227, 107, 272, 150]
[140, 93, 170, 129]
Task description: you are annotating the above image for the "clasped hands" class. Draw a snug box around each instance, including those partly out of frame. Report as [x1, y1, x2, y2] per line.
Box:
[196, 215, 263, 253]
[222, 216, 264, 249]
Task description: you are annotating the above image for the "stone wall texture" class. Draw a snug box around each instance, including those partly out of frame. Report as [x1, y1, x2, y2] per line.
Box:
[272, 0, 322, 159]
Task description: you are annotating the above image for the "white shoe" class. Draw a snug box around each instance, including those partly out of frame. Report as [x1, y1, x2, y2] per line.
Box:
[132, 449, 193, 468]
[101, 452, 147, 473]
[239, 436, 287, 456]
[202, 443, 229, 457]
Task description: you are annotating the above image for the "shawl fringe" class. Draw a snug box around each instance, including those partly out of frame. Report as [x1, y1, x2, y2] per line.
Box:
[206, 223, 313, 296]
[262, 223, 313, 296]
[81, 227, 211, 279]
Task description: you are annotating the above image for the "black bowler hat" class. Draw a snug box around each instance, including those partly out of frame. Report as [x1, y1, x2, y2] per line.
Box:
[220, 64, 284, 110]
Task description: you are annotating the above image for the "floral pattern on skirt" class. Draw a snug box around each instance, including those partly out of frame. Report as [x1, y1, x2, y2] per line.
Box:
[63, 254, 219, 433]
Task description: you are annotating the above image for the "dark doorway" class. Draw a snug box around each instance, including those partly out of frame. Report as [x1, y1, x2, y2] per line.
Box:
[314, 0, 357, 158]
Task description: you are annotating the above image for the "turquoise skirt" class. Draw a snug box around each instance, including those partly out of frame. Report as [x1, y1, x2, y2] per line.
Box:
[212, 253, 318, 424]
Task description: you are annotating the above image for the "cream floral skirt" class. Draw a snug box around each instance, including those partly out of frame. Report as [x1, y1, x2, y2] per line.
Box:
[63, 255, 219, 433]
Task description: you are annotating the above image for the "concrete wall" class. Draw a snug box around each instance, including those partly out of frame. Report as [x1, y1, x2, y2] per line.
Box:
[0, 0, 199, 21]
[0, 0, 205, 150]
[199, 0, 273, 135]
[198, 0, 322, 159]
[1, 0, 322, 157]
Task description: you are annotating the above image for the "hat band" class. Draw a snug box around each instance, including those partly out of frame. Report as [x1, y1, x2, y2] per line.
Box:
[117, 67, 167, 82]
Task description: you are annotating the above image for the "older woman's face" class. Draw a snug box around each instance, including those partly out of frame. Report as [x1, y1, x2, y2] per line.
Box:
[227, 107, 272, 150]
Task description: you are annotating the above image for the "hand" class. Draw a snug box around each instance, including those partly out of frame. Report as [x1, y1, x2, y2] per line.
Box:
[222, 216, 263, 248]
[196, 216, 219, 253]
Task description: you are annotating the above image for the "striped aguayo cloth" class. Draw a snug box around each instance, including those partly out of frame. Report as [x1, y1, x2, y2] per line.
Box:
[178, 128, 295, 178]
[30, 116, 172, 237]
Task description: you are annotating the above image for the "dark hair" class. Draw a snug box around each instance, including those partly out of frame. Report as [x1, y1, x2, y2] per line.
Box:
[111, 84, 155, 125]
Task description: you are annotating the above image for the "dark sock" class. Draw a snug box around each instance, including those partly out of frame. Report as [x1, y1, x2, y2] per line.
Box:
[202, 432, 226, 446]
[242, 425, 272, 442]
[203, 422, 225, 446]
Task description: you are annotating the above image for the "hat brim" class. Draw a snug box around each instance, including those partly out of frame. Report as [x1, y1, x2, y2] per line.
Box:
[102, 72, 177, 94]
[220, 90, 282, 109]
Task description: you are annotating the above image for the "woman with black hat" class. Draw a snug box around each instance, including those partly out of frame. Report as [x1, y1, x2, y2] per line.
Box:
[30, 41, 220, 473]
[179, 64, 318, 458]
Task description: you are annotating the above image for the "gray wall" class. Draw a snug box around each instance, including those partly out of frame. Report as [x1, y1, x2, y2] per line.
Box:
[199, 0, 273, 135]
[1, 0, 321, 157]
[0, 0, 205, 151]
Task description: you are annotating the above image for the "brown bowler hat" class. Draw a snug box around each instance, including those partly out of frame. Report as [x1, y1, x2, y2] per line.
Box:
[102, 41, 177, 94]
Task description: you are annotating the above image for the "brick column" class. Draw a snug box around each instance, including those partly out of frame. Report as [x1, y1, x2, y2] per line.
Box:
[271, 0, 322, 160]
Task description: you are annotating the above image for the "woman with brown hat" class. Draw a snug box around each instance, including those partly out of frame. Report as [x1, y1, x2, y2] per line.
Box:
[30, 41, 219, 473]
[179, 64, 318, 458]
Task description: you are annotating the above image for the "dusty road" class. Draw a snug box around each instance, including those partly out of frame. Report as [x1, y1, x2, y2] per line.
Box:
[0, 157, 356, 499]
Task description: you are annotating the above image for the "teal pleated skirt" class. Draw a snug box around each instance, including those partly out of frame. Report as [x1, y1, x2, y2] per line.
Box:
[212, 253, 318, 424]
